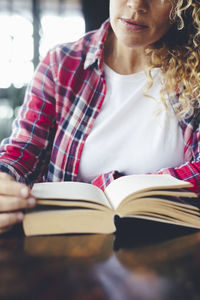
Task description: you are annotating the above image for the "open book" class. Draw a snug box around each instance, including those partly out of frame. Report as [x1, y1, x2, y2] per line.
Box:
[22, 174, 200, 236]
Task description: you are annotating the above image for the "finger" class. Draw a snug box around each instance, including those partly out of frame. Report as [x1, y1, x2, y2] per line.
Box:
[0, 196, 36, 212]
[0, 180, 30, 198]
[0, 172, 15, 181]
[0, 212, 24, 229]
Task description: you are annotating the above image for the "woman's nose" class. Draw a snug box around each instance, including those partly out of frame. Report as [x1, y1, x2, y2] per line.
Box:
[126, 0, 148, 14]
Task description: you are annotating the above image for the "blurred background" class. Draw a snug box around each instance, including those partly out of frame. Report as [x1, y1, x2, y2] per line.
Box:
[0, 0, 109, 141]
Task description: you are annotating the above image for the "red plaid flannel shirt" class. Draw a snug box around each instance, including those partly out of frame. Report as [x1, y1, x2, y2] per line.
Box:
[0, 20, 200, 193]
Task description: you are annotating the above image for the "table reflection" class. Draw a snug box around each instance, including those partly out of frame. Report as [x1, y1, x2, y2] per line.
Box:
[1, 222, 200, 300]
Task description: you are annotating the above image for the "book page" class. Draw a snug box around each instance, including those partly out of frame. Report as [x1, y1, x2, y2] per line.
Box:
[36, 200, 111, 211]
[117, 189, 197, 210]
[23, 209, 116, 236]
[31, 182, 112, 208]
[104, 174, 193, 210]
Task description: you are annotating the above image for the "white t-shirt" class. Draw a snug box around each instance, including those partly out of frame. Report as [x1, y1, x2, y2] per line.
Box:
[77, 65, 185, 182]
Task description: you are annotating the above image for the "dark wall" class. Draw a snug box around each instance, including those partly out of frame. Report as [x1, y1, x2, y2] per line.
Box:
[82, 0, 109, 32]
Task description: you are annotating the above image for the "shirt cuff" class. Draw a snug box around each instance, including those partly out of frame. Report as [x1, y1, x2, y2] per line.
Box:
[91, 170, 124, 191]
[0, 163, 25, 183]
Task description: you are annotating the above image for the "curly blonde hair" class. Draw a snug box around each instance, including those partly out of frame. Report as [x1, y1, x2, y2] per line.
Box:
[146, 0, 200, 120]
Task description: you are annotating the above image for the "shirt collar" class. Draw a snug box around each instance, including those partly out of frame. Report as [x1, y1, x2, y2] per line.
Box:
[84, 19, 111, 72]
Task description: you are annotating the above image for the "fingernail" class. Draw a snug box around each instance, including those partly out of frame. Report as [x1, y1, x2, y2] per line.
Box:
[17, 212, 24, 221]
[27, 197, 36, 206]
[20, 187, 29, 198]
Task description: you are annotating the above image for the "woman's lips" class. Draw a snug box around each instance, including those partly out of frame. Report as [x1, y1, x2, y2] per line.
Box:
[119, 18, 148, 31]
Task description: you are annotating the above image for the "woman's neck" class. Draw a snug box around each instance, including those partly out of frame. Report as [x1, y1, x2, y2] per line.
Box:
[104, 32, 149, 75]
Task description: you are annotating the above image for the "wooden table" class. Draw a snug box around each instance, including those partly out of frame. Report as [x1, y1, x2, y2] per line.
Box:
[1, 219, 200, 300]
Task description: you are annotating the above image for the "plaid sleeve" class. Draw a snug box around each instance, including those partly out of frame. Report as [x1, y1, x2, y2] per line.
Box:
[0, 50, 57, 185]
[91, 171, 124, 191]
[91, 162, 200, 194]
[155, 162, 200, 194]
[156, 114, 200, 194]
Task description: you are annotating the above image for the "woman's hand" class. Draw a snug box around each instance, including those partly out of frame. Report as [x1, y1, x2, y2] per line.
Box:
[0, 172, 36, 234]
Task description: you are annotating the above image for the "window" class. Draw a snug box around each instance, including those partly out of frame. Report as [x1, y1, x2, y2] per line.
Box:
[40, 13, 85, 58]
[0, 2, 85, 88]
[0, 0, 85, 140]
[0, 13, 34, 88]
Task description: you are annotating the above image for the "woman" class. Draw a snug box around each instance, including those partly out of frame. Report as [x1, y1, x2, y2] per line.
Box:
[0, 0, 199, 234]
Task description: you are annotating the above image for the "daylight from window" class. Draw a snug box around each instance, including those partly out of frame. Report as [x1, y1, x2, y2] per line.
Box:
[0, 12, 85, 88]
[40, 14, 85, 58]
